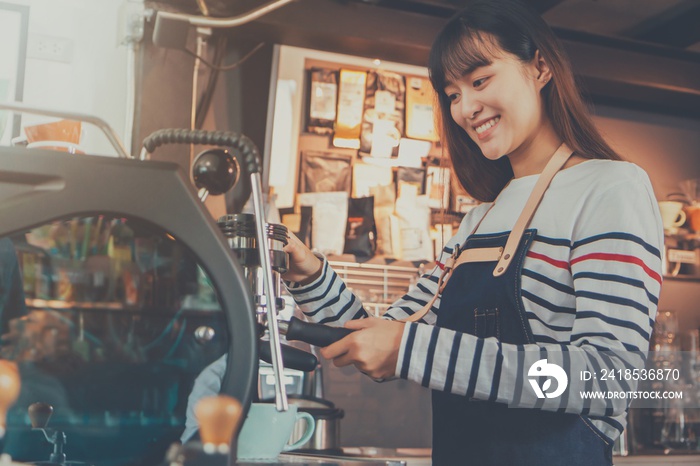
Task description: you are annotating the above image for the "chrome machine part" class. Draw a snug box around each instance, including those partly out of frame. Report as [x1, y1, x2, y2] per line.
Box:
[217, 213, 289, 325]
[290, 407, 344, 451]
[154, 0, 294, 29]
[251, 173, 288, 411]
[287, 398, 344, 451]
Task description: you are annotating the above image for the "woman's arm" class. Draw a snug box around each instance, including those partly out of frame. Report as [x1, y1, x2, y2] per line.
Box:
[283, 206, 483, 326]
[391, 169, 663, 416]
[285, 246, 449, 325]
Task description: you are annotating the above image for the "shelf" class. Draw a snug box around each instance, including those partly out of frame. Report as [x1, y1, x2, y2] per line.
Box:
[26, 298, 127, 311]
[328, 260, 419, 314]
[665, 229, 700, 240]
[662, 275, 700, 282]
[25, 298, 223, 314]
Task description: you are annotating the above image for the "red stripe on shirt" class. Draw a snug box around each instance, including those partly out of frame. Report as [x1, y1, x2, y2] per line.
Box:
[436, 261, 445, 270]
[526, 251, 570, 270]
[570, 252, 662, 285]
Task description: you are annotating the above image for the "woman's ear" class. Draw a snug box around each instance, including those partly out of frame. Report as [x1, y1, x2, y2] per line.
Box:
[533, 50, 552, 88]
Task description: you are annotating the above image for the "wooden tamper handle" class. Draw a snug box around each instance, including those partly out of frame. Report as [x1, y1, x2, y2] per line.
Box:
[28, 402, 54, 429]
[0, 361, 20, 438]
[194, 395, 242, 455]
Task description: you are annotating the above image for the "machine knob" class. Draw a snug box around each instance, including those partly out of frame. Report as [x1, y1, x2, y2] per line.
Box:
[28, 402, 53, 429]
[192, 148, 239, 197]
[194, 395, 242, 455]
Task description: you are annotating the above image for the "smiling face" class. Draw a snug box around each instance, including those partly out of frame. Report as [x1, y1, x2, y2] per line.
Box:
[442, 38, 551, 163]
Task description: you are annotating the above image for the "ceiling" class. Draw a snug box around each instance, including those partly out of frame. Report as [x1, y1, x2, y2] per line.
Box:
[353, 0, 700, 54]
[151, 0, 700, 118]
[159, 0, 700, 55]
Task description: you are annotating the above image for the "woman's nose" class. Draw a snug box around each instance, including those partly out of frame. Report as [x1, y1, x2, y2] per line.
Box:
[461, 92, 482, 120]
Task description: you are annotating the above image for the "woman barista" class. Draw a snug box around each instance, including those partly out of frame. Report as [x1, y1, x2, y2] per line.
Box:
[283, 0, 663, 464]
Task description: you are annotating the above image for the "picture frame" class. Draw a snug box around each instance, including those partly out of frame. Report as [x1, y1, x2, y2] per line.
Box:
[0, 2, 29, 146]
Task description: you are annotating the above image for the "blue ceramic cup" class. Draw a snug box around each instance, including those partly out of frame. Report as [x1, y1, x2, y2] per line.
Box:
[236, 403, 315, 460]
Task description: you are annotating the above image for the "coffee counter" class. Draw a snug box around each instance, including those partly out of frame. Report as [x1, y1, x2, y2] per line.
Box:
[238, 449, 432, 465]
[253, 451, 700, 465]
[614, 455, 700, 465]
[262, 453, 700, 465]
[239, 454, 410, 465]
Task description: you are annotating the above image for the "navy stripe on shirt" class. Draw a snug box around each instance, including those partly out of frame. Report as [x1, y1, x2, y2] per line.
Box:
[318, 293, 357, 324]
[576, 290, 649, 315]
[572, 232, 661, 259]
[303, 281, 347, 317]
[525, 311, 574, 333]
[534, 234, 572, 247]
[522, 268, 575, 296]
[489, 341, 503, 402]
[288, 261, 329, 294]
[522, 289, 576, 315]
[466, 338, 484, 398]
[400, 324, 418, 380]
[576, 310, 650, 341]
[573, 271, 658, 306]
[422, 327, 440, 387]
[444, 332, 462, 393]
[296, 272, 338, 305]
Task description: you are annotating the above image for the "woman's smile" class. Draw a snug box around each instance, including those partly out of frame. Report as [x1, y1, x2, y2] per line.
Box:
[473, 115, 501, 141]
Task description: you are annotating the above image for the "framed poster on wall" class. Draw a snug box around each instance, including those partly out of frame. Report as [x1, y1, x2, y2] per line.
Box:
[0, 2, 29, 146]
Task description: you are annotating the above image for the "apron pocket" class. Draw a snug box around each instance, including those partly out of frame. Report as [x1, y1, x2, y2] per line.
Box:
[474, 307, 499, 339]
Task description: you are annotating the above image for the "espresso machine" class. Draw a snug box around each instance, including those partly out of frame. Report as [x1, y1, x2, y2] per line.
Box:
[142, 130, 352, 412]
[0, 98, 356, 465]
[0, 121, 258, 465]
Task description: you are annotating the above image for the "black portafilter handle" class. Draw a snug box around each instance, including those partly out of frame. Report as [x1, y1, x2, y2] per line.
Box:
[142, 128, 262, 175]
[258, 340, 318, 372]
[279, 317, 354, 348]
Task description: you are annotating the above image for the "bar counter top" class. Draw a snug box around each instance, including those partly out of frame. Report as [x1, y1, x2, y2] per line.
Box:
[240, 451, 700, 465]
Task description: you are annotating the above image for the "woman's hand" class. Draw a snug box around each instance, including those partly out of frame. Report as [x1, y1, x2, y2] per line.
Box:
[282, 232, 323, 284]
[319, 318, 405, 380]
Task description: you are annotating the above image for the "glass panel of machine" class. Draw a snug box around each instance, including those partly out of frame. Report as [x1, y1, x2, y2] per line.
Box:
[0, 215, 225, 466]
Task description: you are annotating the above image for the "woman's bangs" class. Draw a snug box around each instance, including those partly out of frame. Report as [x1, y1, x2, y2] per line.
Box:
[430, 28, 496, 91]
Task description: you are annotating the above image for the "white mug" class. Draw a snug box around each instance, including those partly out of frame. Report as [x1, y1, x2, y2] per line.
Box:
[658, 201, 686, 231]
[236, 403, 315, 460]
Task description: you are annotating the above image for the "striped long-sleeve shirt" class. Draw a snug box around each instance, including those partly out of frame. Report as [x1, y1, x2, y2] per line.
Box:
[287, 159, 664, 443]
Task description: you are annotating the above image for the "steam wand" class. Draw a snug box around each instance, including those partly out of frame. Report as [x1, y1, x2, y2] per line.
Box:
[248, 172, 287, 410]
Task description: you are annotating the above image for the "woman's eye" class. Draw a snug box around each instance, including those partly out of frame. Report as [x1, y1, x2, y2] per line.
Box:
[473, 77, 488, 88]
[447, 92, 459, 102]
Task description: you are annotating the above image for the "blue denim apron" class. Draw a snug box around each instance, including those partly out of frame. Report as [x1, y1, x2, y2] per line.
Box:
[427, 145, 614, 465]
[431, 231, 614, 465]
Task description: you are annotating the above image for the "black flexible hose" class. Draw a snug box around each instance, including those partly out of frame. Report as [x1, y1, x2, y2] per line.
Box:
[142, 128, 261, 175]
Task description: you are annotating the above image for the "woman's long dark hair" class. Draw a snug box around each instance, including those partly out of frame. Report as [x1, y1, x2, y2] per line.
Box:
[430, 0, 621, 202]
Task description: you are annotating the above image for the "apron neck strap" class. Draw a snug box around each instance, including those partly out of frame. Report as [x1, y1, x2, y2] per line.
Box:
[492, 142, 573, 277]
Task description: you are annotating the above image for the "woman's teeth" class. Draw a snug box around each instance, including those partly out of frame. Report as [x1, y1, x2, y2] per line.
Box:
[475, 116, 500, 135]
